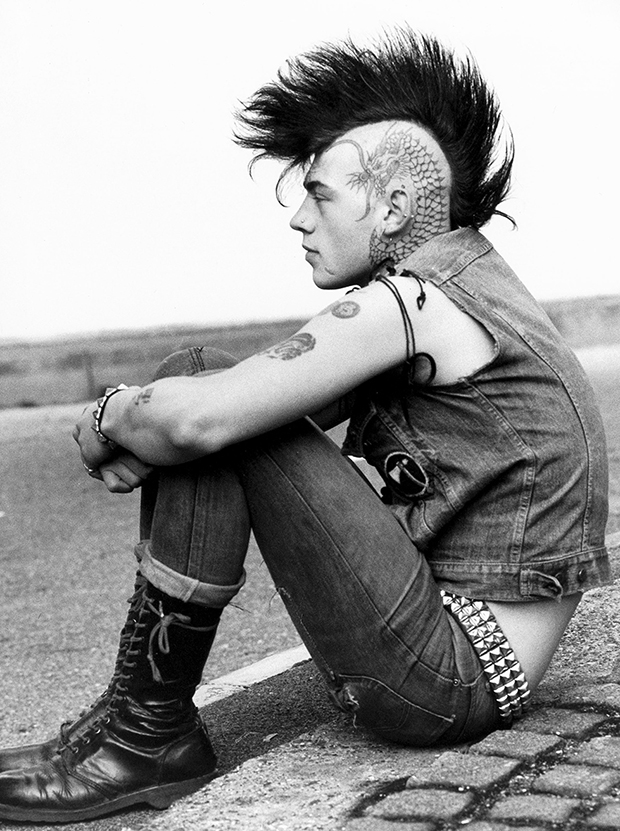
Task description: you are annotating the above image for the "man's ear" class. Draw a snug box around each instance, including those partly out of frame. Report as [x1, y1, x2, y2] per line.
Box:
[381, 187, 414, 237]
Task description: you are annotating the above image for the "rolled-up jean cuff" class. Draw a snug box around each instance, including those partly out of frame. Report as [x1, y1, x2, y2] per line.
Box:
[134, 541, 246, 608]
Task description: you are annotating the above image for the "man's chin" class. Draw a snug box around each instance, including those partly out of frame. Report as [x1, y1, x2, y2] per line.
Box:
[312, 274, 334, 290]
[312, 269, 346, 291]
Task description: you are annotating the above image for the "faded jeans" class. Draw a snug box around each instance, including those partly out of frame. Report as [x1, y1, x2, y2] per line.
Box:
[136, 347, 500, 747]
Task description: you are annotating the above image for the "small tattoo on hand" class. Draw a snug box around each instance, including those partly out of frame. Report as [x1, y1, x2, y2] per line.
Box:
[259, 333, 316, 360]
[134, 387, 154, 405]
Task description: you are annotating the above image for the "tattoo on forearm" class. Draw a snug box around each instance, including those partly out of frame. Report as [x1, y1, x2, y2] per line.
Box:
[258, 333, 316, 360]
[134, 387, 154, 406]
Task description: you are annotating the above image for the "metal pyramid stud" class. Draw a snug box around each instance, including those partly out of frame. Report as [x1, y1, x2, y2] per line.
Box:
[441, 590, 531, 722]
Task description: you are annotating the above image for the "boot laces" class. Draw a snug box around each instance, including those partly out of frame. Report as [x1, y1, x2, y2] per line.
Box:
[66, 584, 149, 754]
[66, 586, 216, 753]
[59, 585, 146, 751]
[143, 597, 217, 684]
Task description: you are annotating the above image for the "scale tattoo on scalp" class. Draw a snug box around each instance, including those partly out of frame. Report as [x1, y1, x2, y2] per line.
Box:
[332, 127, 450, 266]
[258, 332, 316, 360]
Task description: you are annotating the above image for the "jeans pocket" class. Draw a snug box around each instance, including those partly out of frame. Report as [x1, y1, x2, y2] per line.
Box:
[334, 674, 456, 747]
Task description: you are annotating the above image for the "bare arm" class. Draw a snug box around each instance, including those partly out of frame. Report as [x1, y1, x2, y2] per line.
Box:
[74, 290, 408, 467]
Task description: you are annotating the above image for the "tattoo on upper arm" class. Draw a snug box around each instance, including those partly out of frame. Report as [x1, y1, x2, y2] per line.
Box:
[318, 300, 361, 318]
[134, 387, 154, 406]
[258, 332, 316, 360]
[332, 300, 360, 319]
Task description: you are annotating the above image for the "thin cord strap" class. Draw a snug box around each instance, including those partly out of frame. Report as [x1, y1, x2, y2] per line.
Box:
[400, 269, 428, 310]
[397, 269, 437, 385]
[374, 270, 437, 387]
[374, 275, 416, 361]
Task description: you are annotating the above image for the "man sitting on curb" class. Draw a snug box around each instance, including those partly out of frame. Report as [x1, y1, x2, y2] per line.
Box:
[0, 27, 609, 823]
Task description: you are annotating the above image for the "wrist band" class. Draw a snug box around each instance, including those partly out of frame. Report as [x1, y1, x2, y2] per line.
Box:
[91, 384, 129, 449]
[441, 590, 531, 722]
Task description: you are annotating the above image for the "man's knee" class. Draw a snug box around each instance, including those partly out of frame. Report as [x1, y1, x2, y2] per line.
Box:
[152, 347, 238, 381]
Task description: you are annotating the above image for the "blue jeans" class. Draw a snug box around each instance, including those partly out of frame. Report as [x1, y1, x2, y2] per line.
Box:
[137, 347, 500, 747]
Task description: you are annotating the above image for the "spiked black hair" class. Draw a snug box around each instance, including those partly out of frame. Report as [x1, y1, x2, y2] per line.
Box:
[234, 27, 514, 229]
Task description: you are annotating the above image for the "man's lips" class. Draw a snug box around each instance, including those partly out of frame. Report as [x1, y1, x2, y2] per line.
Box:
[303, 247, 318, 262]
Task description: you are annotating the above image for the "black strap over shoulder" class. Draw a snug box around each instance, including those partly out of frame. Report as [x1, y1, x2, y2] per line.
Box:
[373, 268, 437, 385]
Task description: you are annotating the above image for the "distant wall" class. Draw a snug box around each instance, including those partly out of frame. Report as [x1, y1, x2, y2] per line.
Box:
[544, 295, 620, 348]
[0, 294, 619, 410]
[0, 319, 305, 409]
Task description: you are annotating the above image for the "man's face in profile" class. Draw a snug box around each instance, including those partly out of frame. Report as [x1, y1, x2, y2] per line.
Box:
[289, 141, 381, 291]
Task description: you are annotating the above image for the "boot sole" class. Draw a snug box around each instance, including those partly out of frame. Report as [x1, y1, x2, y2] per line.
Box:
[0, 771, 216, 823]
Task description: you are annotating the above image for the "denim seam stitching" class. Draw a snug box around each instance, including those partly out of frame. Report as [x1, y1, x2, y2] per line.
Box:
[337, 672, 457, 725]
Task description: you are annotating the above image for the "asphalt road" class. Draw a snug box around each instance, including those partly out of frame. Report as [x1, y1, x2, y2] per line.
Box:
[0, 409, 301, 752]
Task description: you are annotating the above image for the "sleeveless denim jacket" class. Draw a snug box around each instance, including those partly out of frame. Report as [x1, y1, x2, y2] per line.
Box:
[342, 228, 610, 601]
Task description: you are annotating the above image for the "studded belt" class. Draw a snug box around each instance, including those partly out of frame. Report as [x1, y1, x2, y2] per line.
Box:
[441, 590, 531, 722]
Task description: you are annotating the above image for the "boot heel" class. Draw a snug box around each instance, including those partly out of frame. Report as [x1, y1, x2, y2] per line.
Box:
[146, 774, 215, 809]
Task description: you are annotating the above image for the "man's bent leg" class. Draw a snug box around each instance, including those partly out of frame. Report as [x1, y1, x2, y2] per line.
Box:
[236, 419, 499, 746]
[135, 352, 497, 747]
[136, 458, 249, 608]
[138, 347, 249, 608]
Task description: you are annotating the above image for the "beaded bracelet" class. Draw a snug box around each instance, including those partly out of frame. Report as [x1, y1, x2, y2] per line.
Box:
[91, 384, 129, 449]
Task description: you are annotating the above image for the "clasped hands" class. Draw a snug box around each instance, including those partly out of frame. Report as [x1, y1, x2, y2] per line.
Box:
[73, 394, 153, 494]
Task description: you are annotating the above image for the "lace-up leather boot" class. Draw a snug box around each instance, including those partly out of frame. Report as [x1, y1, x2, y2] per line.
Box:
[0, 579, 221, 823]
[0, 575, 149, 774]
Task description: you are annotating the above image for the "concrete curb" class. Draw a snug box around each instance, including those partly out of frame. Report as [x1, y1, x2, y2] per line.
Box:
[194, 644, 310, 708]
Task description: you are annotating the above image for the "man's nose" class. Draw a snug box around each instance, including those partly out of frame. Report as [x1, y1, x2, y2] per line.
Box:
[290, 201, 311, 232]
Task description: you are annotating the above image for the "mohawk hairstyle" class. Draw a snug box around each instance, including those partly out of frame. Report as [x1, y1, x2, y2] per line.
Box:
[234, 27, 514, 230]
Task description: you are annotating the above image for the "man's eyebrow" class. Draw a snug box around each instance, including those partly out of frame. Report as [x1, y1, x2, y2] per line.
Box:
[303, 178, 334, 195]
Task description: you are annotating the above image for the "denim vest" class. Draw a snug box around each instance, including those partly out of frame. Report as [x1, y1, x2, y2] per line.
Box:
[342, 229, 610, 601]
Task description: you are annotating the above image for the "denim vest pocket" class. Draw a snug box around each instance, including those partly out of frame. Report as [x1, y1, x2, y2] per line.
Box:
[344, 400, 437, 505]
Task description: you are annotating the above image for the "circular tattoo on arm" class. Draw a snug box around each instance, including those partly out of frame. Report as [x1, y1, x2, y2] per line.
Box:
[331, 300, 360, 319]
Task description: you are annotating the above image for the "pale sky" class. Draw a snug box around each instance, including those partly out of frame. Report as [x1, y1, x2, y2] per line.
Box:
[1, 0, 618, 341]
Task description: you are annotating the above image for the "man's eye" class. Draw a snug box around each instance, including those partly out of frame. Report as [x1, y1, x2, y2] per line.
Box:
[310, 189, 329, 202]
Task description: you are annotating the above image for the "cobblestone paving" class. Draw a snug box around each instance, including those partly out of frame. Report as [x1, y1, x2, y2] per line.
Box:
[345, 682, 620, 830]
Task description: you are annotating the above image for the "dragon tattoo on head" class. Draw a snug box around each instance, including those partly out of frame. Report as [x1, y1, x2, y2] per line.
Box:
[332, 127, 450, 266]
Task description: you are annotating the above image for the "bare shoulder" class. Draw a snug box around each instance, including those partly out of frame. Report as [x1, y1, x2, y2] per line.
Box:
[384, 274, 497, 384]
